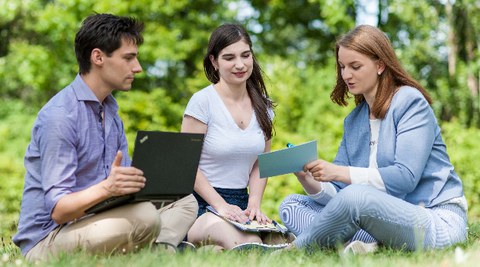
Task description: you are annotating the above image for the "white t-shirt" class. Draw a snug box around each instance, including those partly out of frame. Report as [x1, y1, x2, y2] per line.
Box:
[349, 119, 386, 191]
[184, 85, 273, 189]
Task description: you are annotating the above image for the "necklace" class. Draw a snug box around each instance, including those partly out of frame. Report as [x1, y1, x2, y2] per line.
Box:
[216, 82, 250, 127]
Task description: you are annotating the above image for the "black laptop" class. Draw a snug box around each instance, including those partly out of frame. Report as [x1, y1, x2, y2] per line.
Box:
[85, 130, 204, 214]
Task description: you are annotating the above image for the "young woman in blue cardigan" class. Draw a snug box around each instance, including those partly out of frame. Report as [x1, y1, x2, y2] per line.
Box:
[279, 25, 468, 253]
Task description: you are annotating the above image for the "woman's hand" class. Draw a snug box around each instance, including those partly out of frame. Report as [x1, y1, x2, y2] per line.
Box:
[304, 159, 350, 184]
[294, 170, 316, 181]
[244, 207, 271, 224]
[293, 169, 324, 195]
[216, 203, 250, 224]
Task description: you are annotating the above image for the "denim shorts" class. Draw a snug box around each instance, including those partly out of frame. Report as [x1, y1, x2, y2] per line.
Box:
[193, 187, 248, 217]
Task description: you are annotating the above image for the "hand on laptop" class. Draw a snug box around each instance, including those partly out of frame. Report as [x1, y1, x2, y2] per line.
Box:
[217, 203, 250, 224]
[102, 151, 146, 197]
[244, 207, 272, 225]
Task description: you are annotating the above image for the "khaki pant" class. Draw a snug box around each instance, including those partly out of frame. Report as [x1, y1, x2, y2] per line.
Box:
[26, 194, 198, 262]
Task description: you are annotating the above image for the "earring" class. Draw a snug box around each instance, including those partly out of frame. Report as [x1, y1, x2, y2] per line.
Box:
[378, 71, 382, 75]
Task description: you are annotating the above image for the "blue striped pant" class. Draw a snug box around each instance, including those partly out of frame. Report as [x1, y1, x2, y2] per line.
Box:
[279, 185, 467, 250]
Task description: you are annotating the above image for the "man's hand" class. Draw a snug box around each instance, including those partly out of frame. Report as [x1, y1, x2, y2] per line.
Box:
[52, 151, 146, 224]
[102, 151, 146, 197]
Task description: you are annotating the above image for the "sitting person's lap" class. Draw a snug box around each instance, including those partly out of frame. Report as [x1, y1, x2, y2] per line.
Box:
[187, 212, 262, 249]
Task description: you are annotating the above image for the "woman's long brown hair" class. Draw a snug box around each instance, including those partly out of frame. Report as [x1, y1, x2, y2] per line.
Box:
[331, 25, 432, 119]
[204, 24, 275, 140]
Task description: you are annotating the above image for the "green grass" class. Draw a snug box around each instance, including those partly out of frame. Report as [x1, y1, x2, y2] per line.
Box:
[1, 224, 479, 267]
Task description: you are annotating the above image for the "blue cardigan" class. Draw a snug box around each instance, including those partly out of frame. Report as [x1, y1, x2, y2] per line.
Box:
[332, 86, 464, 208]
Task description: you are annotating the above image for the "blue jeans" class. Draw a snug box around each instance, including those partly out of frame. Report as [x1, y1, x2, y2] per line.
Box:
[280, 184, 467, 250]
[193, 187, 248, 217]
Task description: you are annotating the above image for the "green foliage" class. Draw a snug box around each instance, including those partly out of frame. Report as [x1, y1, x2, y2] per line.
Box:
[116, 88, 186, 151]
[250, 0, 355, 65]
[0, 101, 33, 241]
[2, 0, 479, 126]
[380, 0, 480, 127]
[440, 121, 480, 221]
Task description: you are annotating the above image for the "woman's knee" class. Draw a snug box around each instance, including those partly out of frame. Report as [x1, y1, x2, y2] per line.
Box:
[187, 213, 261, 248]
[187, 213, 220, 243]
[279, 194, 304, 211]
[335, 184, 379, 206]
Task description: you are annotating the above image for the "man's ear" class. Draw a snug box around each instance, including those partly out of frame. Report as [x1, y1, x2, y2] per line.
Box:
[91, 48, 104, 66]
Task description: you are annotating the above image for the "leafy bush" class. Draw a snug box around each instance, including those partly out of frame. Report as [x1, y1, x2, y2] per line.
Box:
[0, 101, 34, 241]
[440, 121, 480, 220]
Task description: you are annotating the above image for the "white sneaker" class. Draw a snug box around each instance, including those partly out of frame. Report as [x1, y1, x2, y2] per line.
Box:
[343, 241, 378, 255]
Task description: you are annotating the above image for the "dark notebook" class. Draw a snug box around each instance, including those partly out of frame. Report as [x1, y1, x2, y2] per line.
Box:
[85, 130, 204, 214]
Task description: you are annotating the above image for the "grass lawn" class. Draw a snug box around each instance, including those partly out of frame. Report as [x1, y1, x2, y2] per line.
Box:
[1, 223, 479, 267]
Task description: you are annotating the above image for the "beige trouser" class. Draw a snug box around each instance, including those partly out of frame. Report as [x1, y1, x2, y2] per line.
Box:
[26, 194, 198, 262]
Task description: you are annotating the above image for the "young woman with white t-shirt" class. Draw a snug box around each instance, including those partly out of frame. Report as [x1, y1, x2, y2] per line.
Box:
[181, 24, 277, 250]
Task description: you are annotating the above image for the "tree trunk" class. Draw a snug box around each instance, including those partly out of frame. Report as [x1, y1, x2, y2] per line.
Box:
[445, 0, 457, 79]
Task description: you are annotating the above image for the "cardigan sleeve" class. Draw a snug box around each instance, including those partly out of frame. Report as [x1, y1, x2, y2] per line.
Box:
[378, 88, 436, 197]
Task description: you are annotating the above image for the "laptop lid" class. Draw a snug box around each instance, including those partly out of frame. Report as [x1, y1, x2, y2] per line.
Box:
[131, 130, 204, 201]
[85, 130, 204, 214]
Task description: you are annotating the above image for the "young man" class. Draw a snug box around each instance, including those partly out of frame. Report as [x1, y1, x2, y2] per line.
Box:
[13, 13, 198, 262]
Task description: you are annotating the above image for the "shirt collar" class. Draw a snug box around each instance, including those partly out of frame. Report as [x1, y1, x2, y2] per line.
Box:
[71, 74, 99, 102]
[71, 74, 118, 111]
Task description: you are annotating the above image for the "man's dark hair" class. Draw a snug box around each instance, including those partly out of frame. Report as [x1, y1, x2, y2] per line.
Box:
[74, 13, 144, 74]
